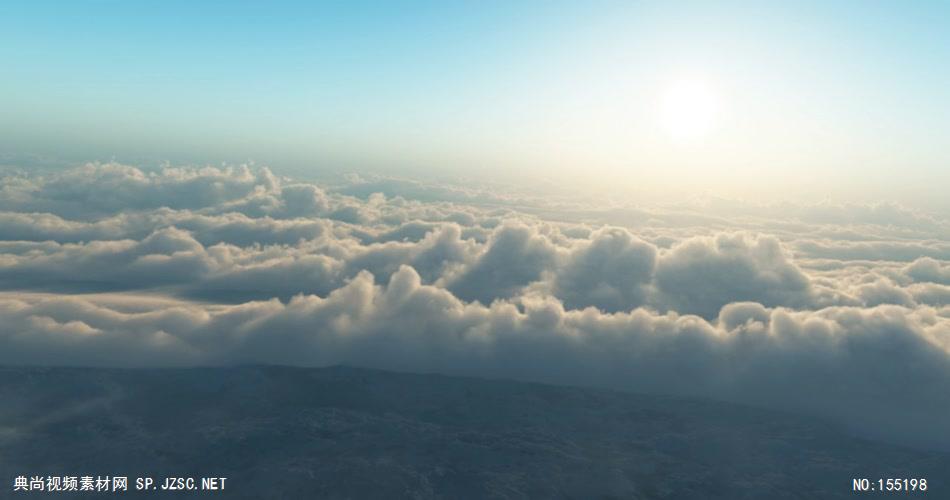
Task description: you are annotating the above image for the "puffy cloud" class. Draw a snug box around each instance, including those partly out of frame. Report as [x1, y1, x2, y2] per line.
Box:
[185, 251, 342, 303]
[0, 211, 123, 242]
[0, 163, 277, 218]
[446, 224, 559, 304]
[275, 183, 331, 217]
[655, 234, 814, 318]
[0, 226, 344, 300]
[794, 239, 950, 262]
[0, 227, 212, 292]
[904, 257, 950, 285]
[1, 165, 944, 317]
[0, 210, 330, 247]
[340, 224, 477, 286]
[2, 162, 950, 451]
[908, 283, 950, 307]
[552, 227, 656, 312]
[1, 268, 948, 450]
[854, 279, 916, 307]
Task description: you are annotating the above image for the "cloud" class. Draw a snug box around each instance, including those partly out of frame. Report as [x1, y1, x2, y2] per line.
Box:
[446, 224, 559, 304]
[0, 228, 212, 292]
[0, 163, 277, 218]
[854, 279, 916, 307]
[794, 239, 950, 262]
[1, 162, 949, 450]
[0, 210, 331, 247]
[655, 234, 814, 318]
[552, 227, 656, 312]
[907, 283, 950, 307]
[1, 268, 948, 450]
[904, 257, 950, 285]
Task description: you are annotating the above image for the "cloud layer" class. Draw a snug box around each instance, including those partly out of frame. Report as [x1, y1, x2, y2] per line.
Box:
[1, 163, 948, 449]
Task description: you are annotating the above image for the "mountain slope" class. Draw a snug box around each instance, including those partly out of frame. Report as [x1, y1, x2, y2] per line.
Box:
[0, 365, 945, 499]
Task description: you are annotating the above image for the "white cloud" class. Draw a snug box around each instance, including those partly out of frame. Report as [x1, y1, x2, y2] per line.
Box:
[654, 234, 814, 318]
[905, 257, 950, 285]
[1, 163, 949, 450]
[553, 227, 656, 312]
[1, 268, 947, 449]
[446, 223, 559, 304]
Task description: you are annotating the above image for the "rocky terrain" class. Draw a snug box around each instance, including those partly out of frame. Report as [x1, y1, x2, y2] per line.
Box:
[0, 365, 945, 499]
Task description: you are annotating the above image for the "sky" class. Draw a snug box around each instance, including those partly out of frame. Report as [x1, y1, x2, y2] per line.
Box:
[2, 1, 949, 204]
[1, 2, 949, 452]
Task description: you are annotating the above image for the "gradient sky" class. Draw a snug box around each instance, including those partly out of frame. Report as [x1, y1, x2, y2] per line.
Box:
[2, 1, 948, 203]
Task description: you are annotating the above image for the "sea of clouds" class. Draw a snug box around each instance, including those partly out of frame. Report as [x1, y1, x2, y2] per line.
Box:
[1, 163, 948, 449]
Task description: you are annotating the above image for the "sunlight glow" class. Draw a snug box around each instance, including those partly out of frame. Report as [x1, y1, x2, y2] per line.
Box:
[660, 79, 719, 143]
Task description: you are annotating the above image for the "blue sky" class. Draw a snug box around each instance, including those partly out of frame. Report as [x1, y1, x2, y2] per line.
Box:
[2, 1, 948, 201]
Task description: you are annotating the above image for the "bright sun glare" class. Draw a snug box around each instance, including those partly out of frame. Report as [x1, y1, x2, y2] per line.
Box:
[660, 79, 719, 143]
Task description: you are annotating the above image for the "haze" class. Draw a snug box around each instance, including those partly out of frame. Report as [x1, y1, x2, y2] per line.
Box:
[2, 1, 949, 206]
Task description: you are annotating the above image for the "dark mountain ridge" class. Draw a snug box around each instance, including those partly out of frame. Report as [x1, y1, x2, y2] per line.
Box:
[0, 365, 945, 499]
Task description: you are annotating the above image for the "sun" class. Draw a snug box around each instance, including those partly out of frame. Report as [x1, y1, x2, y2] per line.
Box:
[659, 79, 719, 143]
